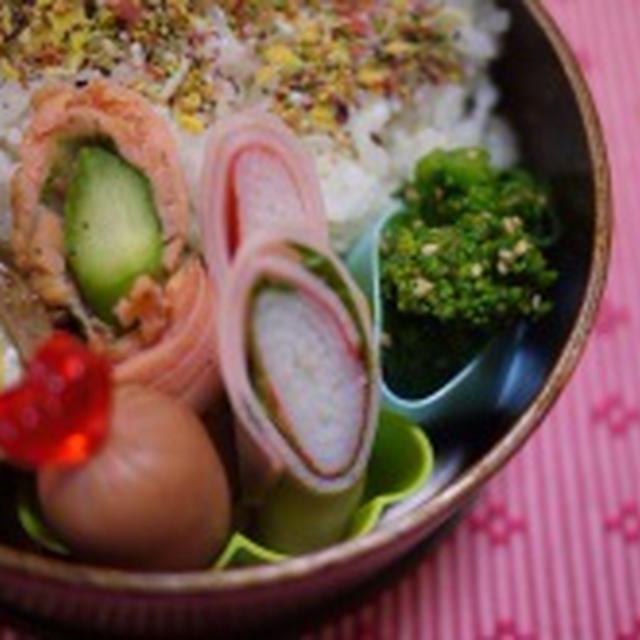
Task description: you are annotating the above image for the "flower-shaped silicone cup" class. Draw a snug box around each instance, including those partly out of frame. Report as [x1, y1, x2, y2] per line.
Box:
[18, 480, 69, 556]
[18, 411, 434, 569]
[215, 410, 434, 568]
[345, 209, 524, 431]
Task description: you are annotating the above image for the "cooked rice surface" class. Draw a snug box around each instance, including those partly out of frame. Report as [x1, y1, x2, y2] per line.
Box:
[0, 0, 515, 252]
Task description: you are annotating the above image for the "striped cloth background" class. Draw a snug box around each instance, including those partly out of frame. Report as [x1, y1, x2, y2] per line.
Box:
[0, 1, 635, 638]
[303, 1, 640, 638]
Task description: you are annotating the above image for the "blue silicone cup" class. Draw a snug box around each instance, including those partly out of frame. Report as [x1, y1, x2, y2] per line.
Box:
[346, 209, 524, 431]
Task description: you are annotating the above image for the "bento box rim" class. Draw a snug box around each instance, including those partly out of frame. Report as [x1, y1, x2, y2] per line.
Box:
[0, 0, 612, 594]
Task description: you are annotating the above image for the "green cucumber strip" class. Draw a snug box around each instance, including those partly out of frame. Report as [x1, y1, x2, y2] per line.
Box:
[64, 146, 163, 324]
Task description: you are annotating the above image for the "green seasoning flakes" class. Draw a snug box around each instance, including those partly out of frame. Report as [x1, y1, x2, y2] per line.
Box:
[381, 148, 558, 332]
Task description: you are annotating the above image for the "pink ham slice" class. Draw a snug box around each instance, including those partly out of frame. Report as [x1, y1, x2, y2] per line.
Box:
[198, 111, 329, 292]
[218, 230, 379, 497]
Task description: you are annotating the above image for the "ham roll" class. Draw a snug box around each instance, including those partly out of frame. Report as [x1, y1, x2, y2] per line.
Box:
[218, 230, 379, 552]
[10, 80, 221, 412]
[198, 111, 329, 291]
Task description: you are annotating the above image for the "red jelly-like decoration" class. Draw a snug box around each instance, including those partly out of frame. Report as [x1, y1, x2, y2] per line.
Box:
[0, 332, 111, 467]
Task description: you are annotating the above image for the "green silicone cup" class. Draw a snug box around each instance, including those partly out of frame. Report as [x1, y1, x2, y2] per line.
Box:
[17, 480, 69, 556]
[215, 411, 434, 569]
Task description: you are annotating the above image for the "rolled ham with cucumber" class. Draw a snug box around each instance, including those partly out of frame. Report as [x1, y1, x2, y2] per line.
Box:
[218, 231, 380, 555]
[10, 80, 220, 412]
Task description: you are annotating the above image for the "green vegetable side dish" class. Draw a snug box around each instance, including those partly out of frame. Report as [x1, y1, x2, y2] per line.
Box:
[381, 147, 558, 332]
[376, 147, 558, 398]
[64, 146, 163, 324]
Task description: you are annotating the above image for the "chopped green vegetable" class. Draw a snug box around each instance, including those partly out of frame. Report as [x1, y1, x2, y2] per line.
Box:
[405, 148, 558, 245]
[381, 305, 487, 399]
[64, 146, 163, 325]
[382, 147, 558, 333]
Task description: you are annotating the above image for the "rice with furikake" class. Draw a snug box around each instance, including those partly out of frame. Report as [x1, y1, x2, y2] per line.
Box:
[0, 0, 515, 250]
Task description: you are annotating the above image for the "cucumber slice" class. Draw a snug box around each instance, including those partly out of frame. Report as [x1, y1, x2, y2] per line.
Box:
[64, 146, 163, 324]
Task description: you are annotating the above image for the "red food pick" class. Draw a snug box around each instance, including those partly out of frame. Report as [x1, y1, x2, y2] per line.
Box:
[0, 332, 111, 468]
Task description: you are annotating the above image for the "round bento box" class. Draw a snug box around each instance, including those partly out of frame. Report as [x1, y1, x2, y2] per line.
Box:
[0, 0, 611, 636]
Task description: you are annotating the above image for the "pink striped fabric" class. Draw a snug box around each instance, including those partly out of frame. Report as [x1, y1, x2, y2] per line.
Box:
[299, 2, 640, 638]
[0, 1, 635, 638]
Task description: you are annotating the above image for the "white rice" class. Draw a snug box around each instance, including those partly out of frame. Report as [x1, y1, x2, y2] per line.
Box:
[0, 82, 30, 238]
[0, 0, 516, 254]
[307, 0, 517, 251]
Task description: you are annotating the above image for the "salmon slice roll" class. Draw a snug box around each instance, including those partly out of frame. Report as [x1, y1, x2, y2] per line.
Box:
[198, 111, 329, 291]
[112, 257, 220, 413]
[218, 230, 379, 552]
[9, 80, 220, 412]
[12, 79, 189, 275]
